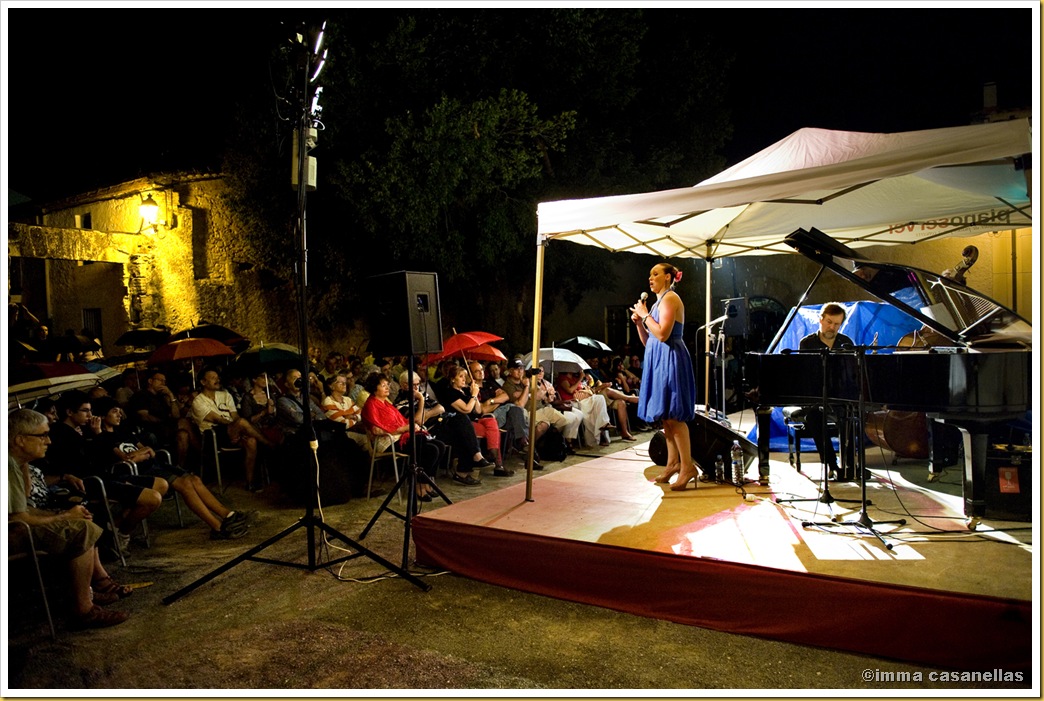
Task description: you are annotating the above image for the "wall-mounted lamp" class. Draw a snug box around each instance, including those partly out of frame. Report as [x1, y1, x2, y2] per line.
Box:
[138, 192, 177, 235]
[139, 194, 161, 232]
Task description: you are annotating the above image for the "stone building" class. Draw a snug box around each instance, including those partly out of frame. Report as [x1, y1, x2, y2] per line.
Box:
[8, 173, 302, 357]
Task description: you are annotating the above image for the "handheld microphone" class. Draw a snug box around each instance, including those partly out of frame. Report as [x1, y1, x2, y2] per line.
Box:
[640, 292, 648, 304]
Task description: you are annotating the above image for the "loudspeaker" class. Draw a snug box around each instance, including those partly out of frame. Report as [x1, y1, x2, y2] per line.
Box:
[722, 297, 749, 337]
[648, 412, 758, 469]
[368, 271, 443, 356]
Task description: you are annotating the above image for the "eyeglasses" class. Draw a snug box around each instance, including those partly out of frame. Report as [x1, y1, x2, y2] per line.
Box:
[22, 431, 50, 438]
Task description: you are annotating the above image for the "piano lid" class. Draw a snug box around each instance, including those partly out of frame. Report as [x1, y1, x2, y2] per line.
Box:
[784, 228, 1032, 348]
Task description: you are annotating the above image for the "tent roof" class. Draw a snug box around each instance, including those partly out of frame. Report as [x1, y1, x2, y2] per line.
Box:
[537, 119, 1033, 259]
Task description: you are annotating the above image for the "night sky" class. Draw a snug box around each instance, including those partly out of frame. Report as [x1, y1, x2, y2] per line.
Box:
[4, 5, 1036, 203]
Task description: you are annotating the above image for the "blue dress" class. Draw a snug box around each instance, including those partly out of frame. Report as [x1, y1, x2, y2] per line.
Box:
[637, 298, 697, 423]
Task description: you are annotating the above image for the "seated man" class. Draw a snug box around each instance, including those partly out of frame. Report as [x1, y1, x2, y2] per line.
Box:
[495, 360, 547, 469]
[533, 366, 581, 451]
[46, 390, 163, 556]
[472, 360, 531, 457]
[318, 350, 345, 383]
[275, 368, 328, 441]
[191, 367, 274, 493]
[8, 409, 129, 629]
[797, 302, 855, 479]
[128, 369, 194, 468]
[91, 397, 249, 540]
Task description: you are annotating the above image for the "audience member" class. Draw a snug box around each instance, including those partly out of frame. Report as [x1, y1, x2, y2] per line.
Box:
[90, 397, 249, 540]
[529, 366, 579, 456]
[46, 390, 163, 556]
[190, 367, 272, 492]
[8, 409, 130, 629]
[360, 373, 446, 501]
[440, 365, 508, 477]
[555, 371, 612, 447]
[275, 368, 327, 442]
[472, 360, 528, 463]
[239, 370, 282, 446]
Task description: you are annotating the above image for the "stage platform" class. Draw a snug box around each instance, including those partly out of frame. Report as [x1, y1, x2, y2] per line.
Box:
[412, 439, 1034, 671]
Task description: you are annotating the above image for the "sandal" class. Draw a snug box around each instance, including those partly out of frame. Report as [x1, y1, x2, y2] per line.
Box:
[70, 604, 129, 630]
[92, 576, 133, 599]
[91, 588, 120, 606]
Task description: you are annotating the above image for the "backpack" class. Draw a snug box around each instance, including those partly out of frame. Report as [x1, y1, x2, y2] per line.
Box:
[537, 426, 568, 463]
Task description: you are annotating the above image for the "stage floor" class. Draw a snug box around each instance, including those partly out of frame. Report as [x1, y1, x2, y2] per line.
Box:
[412, 437, 1034, 669]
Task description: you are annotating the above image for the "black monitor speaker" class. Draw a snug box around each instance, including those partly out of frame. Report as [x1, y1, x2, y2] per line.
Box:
[649, 412, 757, 469]
[367, 271, 443, 356]
[722, 297, 749, 337]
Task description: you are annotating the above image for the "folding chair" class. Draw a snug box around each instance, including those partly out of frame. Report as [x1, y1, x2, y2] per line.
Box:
[7, 520, 57, 639]
[364, 425, 402, 503]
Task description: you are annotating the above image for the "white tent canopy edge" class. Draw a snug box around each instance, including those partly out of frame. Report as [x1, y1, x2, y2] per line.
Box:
[536, 119, 1032, 259]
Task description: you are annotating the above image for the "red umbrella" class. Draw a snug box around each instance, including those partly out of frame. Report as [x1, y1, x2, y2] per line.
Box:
[426, 331, 503, 364]
[428, 343, 506, 365]
[149, 338, 235, 365]
[170, 324, 250, 353]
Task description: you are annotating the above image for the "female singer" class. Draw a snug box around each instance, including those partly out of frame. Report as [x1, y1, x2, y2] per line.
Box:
[630, 263, 699, 489]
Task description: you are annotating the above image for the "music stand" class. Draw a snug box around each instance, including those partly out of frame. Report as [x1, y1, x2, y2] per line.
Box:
[812, 346, 906, 549]
[776, 350, 861, 519]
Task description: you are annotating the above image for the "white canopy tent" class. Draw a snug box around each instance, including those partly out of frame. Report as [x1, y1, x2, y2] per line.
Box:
[519, 120, 1033, 497]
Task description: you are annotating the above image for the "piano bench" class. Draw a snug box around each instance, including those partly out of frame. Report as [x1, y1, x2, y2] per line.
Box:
[782, 406, 841, 473]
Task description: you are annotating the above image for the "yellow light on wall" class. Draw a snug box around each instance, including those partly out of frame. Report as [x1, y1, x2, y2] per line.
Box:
[140, 194, 160, 232]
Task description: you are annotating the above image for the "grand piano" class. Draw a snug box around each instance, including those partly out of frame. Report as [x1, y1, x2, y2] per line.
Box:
[747, 228, 1033, 524]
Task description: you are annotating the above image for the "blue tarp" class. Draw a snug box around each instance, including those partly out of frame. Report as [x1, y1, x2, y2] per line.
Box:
[746, 301, 922, 452]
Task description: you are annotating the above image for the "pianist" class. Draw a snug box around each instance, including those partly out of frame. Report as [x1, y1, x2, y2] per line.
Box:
[796, 302, 854, 479]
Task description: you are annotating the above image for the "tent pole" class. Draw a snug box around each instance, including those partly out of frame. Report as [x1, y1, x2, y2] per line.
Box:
[525, 238, 547, 502]
[704, 247, 712, 418]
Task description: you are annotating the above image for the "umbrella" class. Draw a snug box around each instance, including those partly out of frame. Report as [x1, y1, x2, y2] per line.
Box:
[52, 333, 101, 355]
[426, 331, 504, 364]
[115, 327, 171, 348]
[556, 336, 613, 358]
[150, 337, 236, 387]
[150, 338, 236, 365]
[170, 323, 250, 353]
[521, 348, 591, 377]
[232, 342, 303, 376]
[9, 338, 38, 360]
[83, 361, 121, 382]
[426, 342, 506, 366]
[8, 362, 102, 406]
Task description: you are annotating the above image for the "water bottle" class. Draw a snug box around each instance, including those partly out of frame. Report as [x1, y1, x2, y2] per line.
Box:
[714, 454, 724, 483]
[731, 440, 744, 485]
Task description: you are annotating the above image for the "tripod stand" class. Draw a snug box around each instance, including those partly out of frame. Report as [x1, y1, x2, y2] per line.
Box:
[776, 350, 861, 519]
[806, 346, 905, 549]
[358, 355, 451, 571]
[163, 32, 429, 603]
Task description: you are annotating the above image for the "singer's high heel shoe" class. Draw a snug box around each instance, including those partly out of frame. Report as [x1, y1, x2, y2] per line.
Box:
[669, 467, 700, 491]
[653, 464, 680, 484]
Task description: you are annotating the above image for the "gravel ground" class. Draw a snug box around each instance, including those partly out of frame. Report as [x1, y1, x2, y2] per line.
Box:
[4, 432, 1032, 692]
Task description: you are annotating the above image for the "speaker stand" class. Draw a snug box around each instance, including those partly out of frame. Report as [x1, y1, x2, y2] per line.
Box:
[358, 357, 451, 571]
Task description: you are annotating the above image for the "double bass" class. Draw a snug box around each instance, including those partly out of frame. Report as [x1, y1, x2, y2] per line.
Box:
[868, 245, 981, 458]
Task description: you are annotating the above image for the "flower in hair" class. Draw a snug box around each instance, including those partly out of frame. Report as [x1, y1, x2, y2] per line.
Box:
[674, 270, 683, 283]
